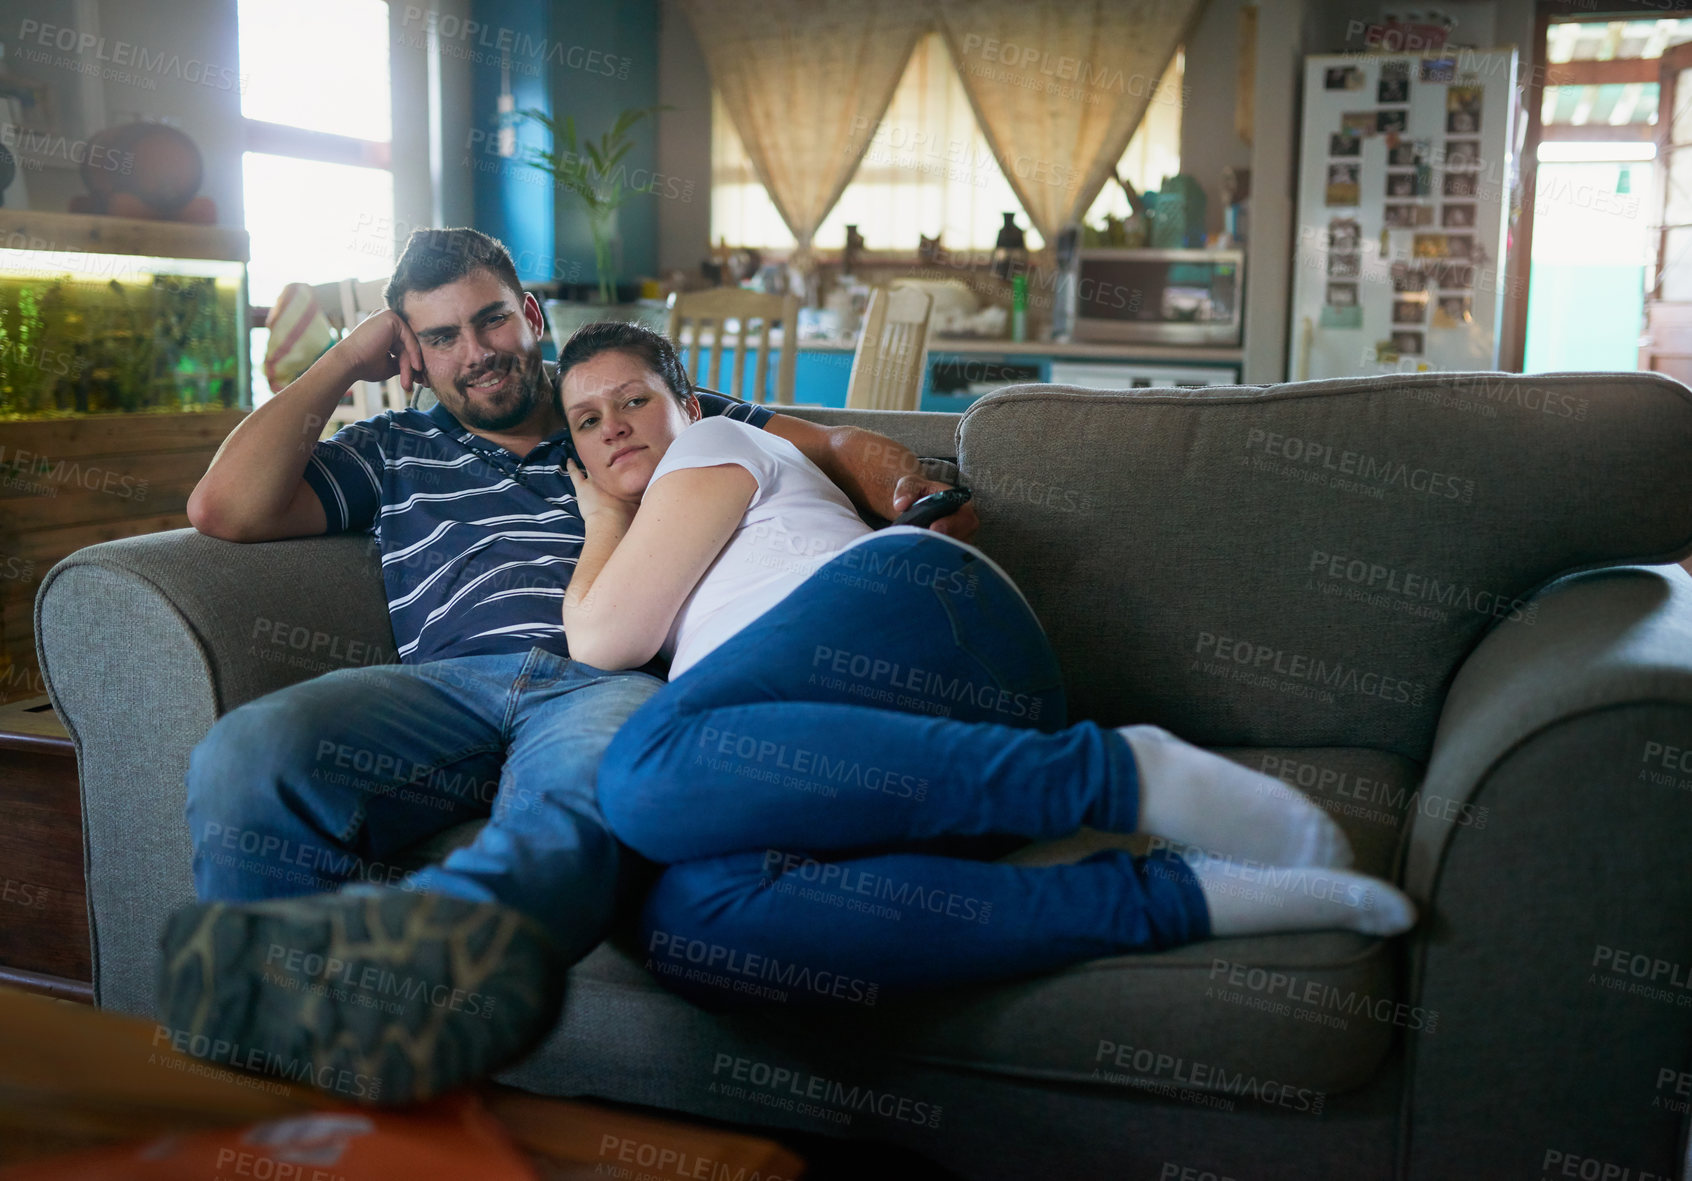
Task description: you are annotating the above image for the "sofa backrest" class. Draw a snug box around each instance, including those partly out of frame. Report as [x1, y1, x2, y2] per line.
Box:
[776, 404, 960, 462]
[957, 372, 1692, 761]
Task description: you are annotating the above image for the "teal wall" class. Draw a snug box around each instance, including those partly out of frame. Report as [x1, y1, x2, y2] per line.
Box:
[545, 0, 661, 291]
[466, 0, 661, 292]
[467, 0, 557, 284]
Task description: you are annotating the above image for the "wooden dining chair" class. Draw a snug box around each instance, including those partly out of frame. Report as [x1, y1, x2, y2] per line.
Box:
[311, 278, 412, 425]
[666, 288, 800, 405]
[845, 286, 934, 412]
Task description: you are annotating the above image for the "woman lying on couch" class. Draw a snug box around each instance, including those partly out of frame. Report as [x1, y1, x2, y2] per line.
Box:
[558, 322, 1415, 1009]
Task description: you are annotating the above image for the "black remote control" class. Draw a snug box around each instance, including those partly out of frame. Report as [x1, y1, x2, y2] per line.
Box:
[893, 486, 972, 528]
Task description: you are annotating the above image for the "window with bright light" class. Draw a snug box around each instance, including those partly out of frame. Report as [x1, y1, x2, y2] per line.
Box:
[710, 33, 1183, 253]
[241, 154, 396, 305]
[239, 0, 392, 142]
[237, 0, 394, 404]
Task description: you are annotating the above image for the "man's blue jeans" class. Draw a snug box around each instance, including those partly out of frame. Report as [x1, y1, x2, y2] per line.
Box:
[185, 647, 662, 964]
[597, 531, 1210, 1008]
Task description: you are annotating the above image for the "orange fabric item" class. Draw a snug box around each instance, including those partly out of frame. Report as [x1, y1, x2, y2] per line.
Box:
[0, 1094, 537, 1181]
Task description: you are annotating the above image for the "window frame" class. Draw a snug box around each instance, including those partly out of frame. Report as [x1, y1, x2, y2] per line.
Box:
[237, 5, 395, 326]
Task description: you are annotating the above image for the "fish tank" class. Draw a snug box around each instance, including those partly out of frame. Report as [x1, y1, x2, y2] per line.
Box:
[0, 245, 248, 420]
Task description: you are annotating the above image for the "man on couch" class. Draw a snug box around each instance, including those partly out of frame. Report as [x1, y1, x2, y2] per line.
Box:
[159, 227, 975, 1105]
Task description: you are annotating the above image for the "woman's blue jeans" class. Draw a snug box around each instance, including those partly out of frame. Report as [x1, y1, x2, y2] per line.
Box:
[598, 531, 1210, 1008]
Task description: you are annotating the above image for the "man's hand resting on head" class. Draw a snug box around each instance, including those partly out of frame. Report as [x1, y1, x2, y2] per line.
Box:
[892, 475, 980, 541]
[334, 308, 427, 394]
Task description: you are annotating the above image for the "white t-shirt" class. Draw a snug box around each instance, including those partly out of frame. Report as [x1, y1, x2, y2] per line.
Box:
[650, 416, 874, 677]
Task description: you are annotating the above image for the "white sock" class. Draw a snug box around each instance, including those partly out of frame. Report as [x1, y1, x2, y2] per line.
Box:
[1184, 854, 1417, 938]
[1118, 725, 1353, 869]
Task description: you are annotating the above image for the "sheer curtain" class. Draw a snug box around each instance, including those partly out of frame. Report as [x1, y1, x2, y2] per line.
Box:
[712, 34, 1185, 252]
[935, 0, 1203, 241]
[680, 0, 930, 264]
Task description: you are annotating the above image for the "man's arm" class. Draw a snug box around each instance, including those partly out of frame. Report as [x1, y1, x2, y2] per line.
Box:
[761, 414, 979, 541]
[186, 309, 424, 542]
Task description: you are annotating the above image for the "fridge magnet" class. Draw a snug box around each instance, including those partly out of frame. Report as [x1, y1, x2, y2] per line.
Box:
[1413, 233, 1450, 259]
[1391, 262, 1428, 292]
[1445, 235, 1475, 261]
[1422, 57, 1457, 83]
[1393, 298, 1427, 324]
[1326, 66, 1365, 90]
[1434, 260, 1476, 288]
[1327, 281, 1359, 307]
[1321, 305, 1364, 329]
[1444, 139, 1481, 168]
[1388, 140, 1428, 167]
[1434, 295, 1473, 327]
[1328, 253, 1361, 278]
[1391, 330, 1426, 355]
[1447, 87, 1482, 134]
[1330, 130, 1362, 157]
[1443, 172, 1479, 197]
[1326, 163, 1361, 205]
[1378, 61, 1410, 104]
[1441, 203, 1476, 228]
[1329, 218, 1361, 250]
[1378, 110, 1409, 133]
[1342, 111, 1377, 136]
[1386, 170, 1429, 198]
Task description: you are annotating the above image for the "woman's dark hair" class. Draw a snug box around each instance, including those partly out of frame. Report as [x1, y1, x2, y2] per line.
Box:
[556, 320, 695, 407]
[384, 227, 524, 315]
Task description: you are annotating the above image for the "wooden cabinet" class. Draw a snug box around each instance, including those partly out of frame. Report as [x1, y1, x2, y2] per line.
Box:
[0, 695, 91, 1002]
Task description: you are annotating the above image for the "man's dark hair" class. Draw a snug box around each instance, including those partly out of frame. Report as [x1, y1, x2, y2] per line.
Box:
[384, 227, 524, 315]
[556, 320, 695, 406]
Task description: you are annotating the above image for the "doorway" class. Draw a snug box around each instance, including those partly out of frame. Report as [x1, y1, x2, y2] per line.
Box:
[1521, 15, 1692, 373]
[1522, 145, 1652, 372]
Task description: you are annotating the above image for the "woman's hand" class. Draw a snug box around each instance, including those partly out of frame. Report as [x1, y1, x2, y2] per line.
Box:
[566, 458, 637, 530]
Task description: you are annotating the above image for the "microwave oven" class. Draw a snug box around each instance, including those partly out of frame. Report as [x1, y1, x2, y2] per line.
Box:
[1056, 248, 1244, 347]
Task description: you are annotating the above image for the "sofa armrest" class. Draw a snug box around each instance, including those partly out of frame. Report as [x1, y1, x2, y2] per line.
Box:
[34, 527, 395, 1014]
[1400, 564, 1692, 1178]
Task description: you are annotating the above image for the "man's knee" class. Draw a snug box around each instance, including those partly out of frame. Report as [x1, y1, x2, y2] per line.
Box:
[186, 699, 339, 829]
[596, 713, 683, 860]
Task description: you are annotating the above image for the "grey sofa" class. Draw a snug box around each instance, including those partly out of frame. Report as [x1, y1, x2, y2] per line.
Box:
[34, 373, 1692, 1180]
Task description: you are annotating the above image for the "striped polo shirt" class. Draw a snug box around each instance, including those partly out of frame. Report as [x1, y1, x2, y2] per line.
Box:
[302, 386, 772, 666]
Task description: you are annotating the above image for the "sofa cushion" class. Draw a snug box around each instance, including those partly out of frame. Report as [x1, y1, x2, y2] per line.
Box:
[958, 373, 1692, 761]
[563, 746, 1425, 1100]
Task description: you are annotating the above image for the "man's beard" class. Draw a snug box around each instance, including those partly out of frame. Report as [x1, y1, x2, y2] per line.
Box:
[445, 346, 546, 433]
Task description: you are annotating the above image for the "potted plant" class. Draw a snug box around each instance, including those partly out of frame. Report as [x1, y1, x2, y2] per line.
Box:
[520, 104, 670, 341]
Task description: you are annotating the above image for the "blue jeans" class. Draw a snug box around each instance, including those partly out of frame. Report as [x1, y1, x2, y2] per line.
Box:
[185, 647, 662, 964]
[597, 532, 1210, 1007]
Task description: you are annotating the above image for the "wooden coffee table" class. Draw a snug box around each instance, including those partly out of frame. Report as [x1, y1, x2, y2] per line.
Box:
[0, 984, 807, 1178]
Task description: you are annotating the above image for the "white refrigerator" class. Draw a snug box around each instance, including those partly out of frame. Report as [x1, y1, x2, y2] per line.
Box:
[1287, 49, 1518, 380]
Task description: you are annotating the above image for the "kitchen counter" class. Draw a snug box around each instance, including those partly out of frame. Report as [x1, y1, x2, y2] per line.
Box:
[676, 326, 1242, 365]
[670, 328, 1244, 409]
